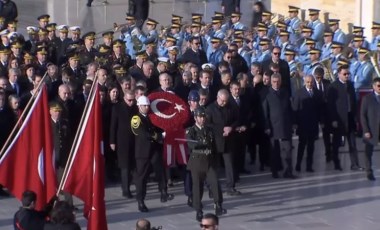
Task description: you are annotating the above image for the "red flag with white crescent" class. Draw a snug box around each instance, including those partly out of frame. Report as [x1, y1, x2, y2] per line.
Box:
[148, 92, 190, 166]
[0, 86, 57, 210]
[62, 84, 108, 230]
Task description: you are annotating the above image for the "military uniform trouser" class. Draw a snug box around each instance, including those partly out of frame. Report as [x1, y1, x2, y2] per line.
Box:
[190, 156, 222, 211]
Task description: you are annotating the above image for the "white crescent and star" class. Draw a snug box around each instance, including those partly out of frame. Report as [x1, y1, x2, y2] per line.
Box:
[151, 98, 184, 119]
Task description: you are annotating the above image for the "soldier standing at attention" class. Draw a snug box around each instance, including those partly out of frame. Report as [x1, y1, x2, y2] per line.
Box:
[186, 107, 226, 222]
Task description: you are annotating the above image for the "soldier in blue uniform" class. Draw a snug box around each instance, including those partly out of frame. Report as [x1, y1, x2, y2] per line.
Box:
[207, 37, 224, 66]
[252, 24, 268, 51]
[328, 19, 346, 45]
[353, 48, 375, 94]
[139, 18, 159, 47]
[351, 35, 366, 60]
[273, 22, 287, 47]
[303, 48, 322, 76]
[121, 14, 141, 59]
[261, 11, 276, 39]
[158, 35, 176, 58]
[307, 9, 325, 48]
[331, 42, 345, 75]
[370, 22, 380, 51]
[253, 39, 271, 64]
[234, 37, 251, 67]
[284, 48, 299, 77]
[286, 6, 302, 45]
[298, 38, 315, 66]
[321, 31, 333, 60]
[230, 12, 247, 31]
[279, 31, 292, 60]
[349, 26, 370, 49]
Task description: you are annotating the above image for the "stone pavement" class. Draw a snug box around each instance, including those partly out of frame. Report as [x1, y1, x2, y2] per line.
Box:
[1, 138, 380, 230]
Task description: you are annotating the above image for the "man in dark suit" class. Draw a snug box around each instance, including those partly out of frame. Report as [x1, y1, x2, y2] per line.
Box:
[110, 90, 138, 197]
[327, 64, 363, 171]
[229, 81, 251, 176]
[292, 75, 323, 172]
[262, 73, 295, 178]
[129, 0, 149, 28]
[192, 71, 218, 104]
[206, 89, 241, 195]
[360, 78, 380, 180]
[313, 67, 332, 162]
[262, 46, 291, 95]
[131, 96, 174, 212]
[181, 36, 208, 69]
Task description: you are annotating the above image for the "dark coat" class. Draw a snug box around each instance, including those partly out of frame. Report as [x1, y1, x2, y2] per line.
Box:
[261, 59, 291, 95]
[262, 87, 293, 139]
[0, 106, 15, 147]
[13, 208, 47, 230]
[360, 92, 380, 145]
[221, 0, 240, 16]
[180, 48, 208, 69]
[51, 118, 71, 168]
[109, 101, 138, 168]
[206, 101, 239, 153]
[130, 0, 149, 22]
[292, 87, 323, 138]
[327, 80, 357, 134]
[0, 0, 18, 24]
[131, 113, 162, 159]
[231, 55, 248, 77]
[43, 222, 81, 230]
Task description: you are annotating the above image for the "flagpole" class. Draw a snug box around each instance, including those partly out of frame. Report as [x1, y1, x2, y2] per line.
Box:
[56, 74, 99, 194]
[0, 71, 49, 159]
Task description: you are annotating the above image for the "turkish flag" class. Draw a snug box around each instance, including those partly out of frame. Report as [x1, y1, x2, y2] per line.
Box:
[0, 86, 57, 210]
[62, 84, 108, 230]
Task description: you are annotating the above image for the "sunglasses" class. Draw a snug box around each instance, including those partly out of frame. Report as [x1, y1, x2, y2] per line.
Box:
[375, 84, 380, 87]
[226, 56, 232, 59]
[342, 73, 350, 76]
[126, 99, 135, 102]
[193, 42, 200, 45]
[200, 224, 214, 229]
[273, 52, 280, 55]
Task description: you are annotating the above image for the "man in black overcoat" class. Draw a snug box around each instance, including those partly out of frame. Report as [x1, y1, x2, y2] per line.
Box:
[262, 73, 295, 179]
[109, 90, 138, 198]
[206, 89, 241, 195]
[292, 75, 323, 172]
[327, 65, 362, 171]
[360, 78, 380, 181]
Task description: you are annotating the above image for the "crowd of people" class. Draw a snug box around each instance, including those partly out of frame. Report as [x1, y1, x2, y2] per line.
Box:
[0, 0, 380, 226]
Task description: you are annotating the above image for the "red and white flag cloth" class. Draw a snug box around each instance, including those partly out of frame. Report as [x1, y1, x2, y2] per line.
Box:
[0, 85, 57, 210]
[62, 84, 108, 230]
[148, 92, 191, 167]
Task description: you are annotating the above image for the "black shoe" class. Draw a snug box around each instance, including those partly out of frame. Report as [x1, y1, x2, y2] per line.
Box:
[334, 163, 343, 171]
[240, 169, 251, 174]
[272, 172, 279, 178]
[86, 3, 91, 7]
[160, 193, 174, 203]
[214, 204, 227, 216]
[0, 189, 9, 197]
[326, 155, 332, 163]
[122, 191, 133, 199]
[167, 179, 174, 187]
[226, 189, 241, 196]
[283, 172, 297, 179]
[196, 210, 203, 222]
[208, 190, 213, 199]
[306, 168, 314, 173]
[351, 165, 364, 171]
[367, 173, 376, 181]
[295, 165, 301, 172]
[260, 165, 265, 171]
[138, 201, 148, 212]
[187, 196, 193, 207]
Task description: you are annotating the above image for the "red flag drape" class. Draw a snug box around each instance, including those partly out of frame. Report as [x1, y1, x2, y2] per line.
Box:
[0, 86, 57, 210]
[62, 84, 108, 230]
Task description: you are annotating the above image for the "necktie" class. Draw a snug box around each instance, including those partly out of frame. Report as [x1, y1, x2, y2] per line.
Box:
[376, 94, 380, 103]
[235, 97, 240, 106]
[308, 89, 313, 97]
